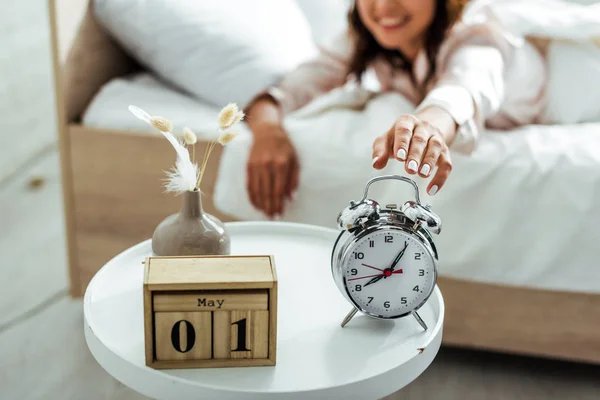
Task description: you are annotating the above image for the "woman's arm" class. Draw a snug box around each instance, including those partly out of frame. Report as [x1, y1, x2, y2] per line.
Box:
[244, 32, 352, 218]
[373, 24, 514, 195]
[247, 32, 352, 115]
[415, 105, 458, 146]
[417, 44, 506, 154]
[245, 96, 299, 218]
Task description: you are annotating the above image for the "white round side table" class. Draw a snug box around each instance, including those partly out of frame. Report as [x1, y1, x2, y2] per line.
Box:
[84, 221, 444, 400]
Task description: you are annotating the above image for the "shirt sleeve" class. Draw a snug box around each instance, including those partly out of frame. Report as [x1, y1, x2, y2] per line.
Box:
[416, 23, 511, 154]
[253, 32, 352, 114]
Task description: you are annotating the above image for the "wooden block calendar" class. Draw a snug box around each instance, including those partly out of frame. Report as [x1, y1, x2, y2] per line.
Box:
[143, 255, 277, 369]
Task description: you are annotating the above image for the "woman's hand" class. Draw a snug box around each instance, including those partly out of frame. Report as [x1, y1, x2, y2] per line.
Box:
[372, 110, 455, 196]
[247, 124, 299, 218]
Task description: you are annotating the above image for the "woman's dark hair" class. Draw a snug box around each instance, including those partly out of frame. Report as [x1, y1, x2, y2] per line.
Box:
[347, 0, 468, 88]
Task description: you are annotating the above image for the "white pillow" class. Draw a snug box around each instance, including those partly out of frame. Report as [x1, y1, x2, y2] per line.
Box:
[542, 41, 600, 124]
[94, 0, 318, 108]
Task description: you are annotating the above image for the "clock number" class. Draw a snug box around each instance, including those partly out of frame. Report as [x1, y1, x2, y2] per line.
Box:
[415, 253, 421, 260]
[350, 268, 358, 276]
[369, 240, 374, 248]
[355, 284, 362, 291]
[231, 318, 250, 352]
[367, 297, 374, 304]
[384, 235, 393, 243]
[170, 320, 196, 353]
[419, 269, 425, 276]
[413, 285, 420, 292]
[401, 297, 407, 305]
[384, 301, 391, 308]
[353, 252, 364, 260]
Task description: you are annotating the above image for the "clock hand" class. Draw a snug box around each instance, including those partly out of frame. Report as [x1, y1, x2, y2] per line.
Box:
[363, 275, 384, 287]
[363, 268, 404, 287]
[348, 273, 384, 282]
[361, 263, 384, 272]
[389, 241, 409, 273]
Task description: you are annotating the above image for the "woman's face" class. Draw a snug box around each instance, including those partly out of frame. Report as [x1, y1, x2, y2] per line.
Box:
[357, 0, 436, 57]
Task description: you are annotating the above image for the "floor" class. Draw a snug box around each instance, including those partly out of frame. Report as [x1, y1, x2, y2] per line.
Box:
[1, 2, 600, 400]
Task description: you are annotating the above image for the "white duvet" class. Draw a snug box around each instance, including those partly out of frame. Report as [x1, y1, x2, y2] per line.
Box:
[214, 0, 600, 293]
[214, 87, 600, 293]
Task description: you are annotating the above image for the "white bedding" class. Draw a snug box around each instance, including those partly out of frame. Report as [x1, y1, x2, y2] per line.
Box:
[83, 73, 600, 295]
[83, 74, 222, 140]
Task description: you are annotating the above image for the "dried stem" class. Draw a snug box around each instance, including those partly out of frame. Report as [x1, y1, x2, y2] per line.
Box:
[195, 140, 219, 191]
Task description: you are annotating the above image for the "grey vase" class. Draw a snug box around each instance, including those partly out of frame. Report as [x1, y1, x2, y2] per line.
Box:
[152, 190, 230, 256]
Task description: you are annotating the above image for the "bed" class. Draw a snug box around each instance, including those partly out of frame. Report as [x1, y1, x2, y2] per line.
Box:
[51, 0, 600, 364]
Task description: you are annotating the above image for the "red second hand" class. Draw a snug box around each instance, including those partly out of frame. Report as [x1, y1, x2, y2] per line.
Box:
[348, 273, 383, 281]
[362, 263, 384, 272]
[348, 269, 403, 281]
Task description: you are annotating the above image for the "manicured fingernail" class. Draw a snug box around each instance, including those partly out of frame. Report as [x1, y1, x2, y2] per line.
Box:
[407, 160, 418, 172]
[372, 156, 379, 166]
[429, 185, 439, 196]
[397, 149, 407, 160]
[420, 164, 431, 176]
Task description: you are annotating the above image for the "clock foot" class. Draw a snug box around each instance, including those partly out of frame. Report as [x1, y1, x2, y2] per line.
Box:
[341, 308, 359, 327]
[412, 311, 428, 331]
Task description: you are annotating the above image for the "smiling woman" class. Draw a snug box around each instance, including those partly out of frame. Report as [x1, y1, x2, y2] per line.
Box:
[243, 0, 546, 218]
[349, 0, 464, 88]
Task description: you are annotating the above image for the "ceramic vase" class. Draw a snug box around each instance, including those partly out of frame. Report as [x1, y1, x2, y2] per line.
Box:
[151, 189, 230, 256]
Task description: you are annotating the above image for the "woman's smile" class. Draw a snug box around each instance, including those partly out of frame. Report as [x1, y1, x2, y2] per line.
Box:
[357, 0, 435, 54]
[376, 15, 411, 31]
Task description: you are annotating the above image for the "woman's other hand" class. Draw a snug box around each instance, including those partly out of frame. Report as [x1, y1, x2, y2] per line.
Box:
[246, 97, 299, 218]
[372, 109, 456, 196]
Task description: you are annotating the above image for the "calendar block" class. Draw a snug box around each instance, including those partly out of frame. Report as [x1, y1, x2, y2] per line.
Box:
[229, 310, 269, 359]
[212, 310, 268, 359]
[143, 255, 277, 369]
[154, 311, 212, 361]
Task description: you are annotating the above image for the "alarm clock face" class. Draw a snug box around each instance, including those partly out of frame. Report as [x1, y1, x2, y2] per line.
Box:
[342, 228, 436, 318]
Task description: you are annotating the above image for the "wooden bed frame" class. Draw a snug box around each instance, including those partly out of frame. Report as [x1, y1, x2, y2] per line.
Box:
[49, 0, 600, 364]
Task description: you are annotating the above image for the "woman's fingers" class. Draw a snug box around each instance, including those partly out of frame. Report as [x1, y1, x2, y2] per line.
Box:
[272, 157, 289, 217]
[373, 113, 452, 196]
[259, 165, 273, 217]
[246, 165, 254, 207]
[405, 123, 431, 175]
[427, 151, 453, 195]
[287, 156, 300, 200]
[393, 114, 417, 162]
[372, 131, 392, 169]
[247, 164, 260, 210]
[419, 134, 444, 178]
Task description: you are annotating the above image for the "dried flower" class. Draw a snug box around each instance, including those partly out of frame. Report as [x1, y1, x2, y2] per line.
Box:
[150, 116, 173, 133]
[217, 103, 244, 130]
[128, 103, 241, 194]
[218, 131, 238, 145]
[183, 127, 197, 145]
[129, 104, 197, 193]
[230, 109, 245, 127]
[129, 105, 174, 133]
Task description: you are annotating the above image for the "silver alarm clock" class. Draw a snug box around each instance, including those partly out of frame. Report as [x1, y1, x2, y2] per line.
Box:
[331, 175, 442, 330]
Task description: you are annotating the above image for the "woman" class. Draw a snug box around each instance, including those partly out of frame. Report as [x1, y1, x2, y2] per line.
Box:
[244, 0, 546, 218]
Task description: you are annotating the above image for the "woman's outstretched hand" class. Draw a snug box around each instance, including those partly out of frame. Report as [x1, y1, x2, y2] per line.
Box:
[372, 112, 455, 196]
[247, 124, 299, 218]
[245, 95, 299, 219]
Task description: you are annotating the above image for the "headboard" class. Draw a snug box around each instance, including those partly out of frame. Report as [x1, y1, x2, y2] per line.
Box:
[50, 0, 140, 123]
